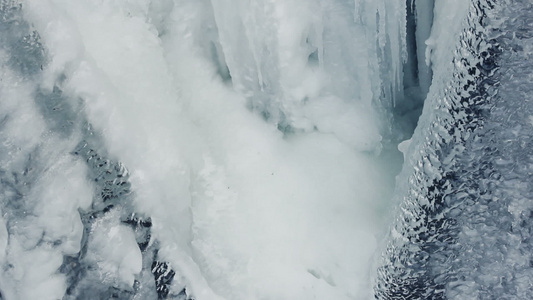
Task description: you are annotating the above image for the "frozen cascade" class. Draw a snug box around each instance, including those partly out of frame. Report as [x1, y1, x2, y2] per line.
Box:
[0, 0, 405, 299]
[0, 0, 531, 299]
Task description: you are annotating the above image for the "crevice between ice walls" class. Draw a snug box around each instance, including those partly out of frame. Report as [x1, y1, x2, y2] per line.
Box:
[397, 0, 434, 141]
[404, 0, 434, 100]
[413, 0, 433, 100]
[381, 0, 434, 144]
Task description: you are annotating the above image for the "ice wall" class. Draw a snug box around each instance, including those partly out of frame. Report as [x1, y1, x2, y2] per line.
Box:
[375, 0, 533, 298]
[0, 0, 409, 299]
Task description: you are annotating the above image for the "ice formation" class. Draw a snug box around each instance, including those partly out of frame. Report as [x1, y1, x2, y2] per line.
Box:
[0, 0, 530, 299]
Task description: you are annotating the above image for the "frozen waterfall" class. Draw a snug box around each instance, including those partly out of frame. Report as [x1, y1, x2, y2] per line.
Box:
[0, 0, 531, 299]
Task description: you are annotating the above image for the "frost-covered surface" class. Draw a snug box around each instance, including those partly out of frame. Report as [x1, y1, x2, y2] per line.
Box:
[0, 0, 408, 299]
[375, 0, 533, 299]
[2, 0, 531, 299]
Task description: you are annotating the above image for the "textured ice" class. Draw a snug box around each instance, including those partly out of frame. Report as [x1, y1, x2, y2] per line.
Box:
[375, 0, 533, 299]
[0, 0, 531, 299]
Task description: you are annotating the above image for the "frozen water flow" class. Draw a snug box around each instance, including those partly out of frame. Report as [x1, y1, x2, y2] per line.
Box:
[9, 0, 407, 299]
[1, 0, 530, 299]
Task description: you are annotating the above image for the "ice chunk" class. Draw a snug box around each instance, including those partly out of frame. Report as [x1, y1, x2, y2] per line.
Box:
[397, 138, 412, 159]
